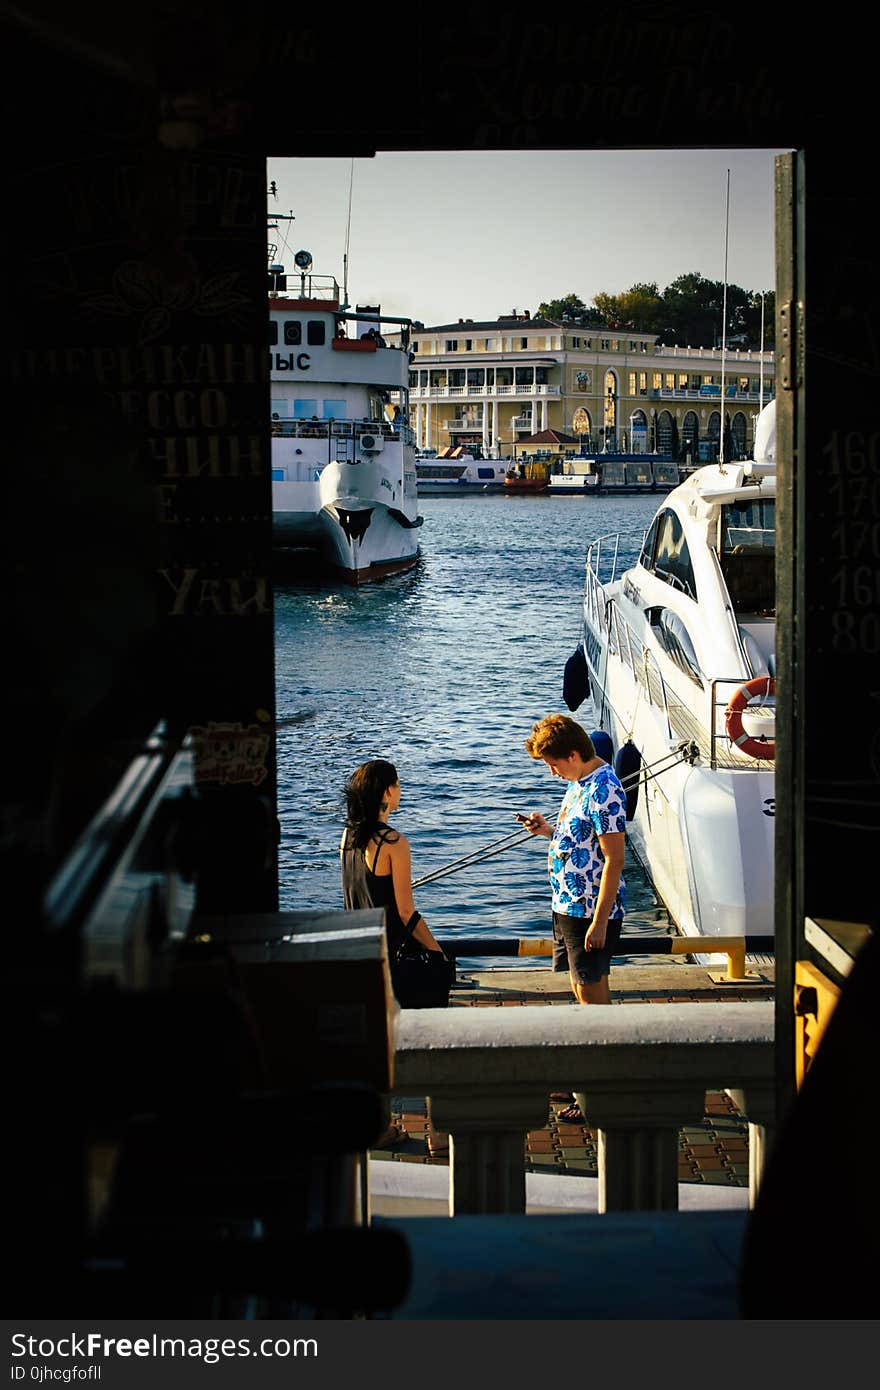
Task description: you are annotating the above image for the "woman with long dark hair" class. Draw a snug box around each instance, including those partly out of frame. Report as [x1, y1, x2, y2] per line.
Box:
[340, 758, 445, 964]
[341, 759, 450, 1150]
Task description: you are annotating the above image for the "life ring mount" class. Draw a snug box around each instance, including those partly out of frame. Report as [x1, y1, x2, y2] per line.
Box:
[725, 676, 776, 760]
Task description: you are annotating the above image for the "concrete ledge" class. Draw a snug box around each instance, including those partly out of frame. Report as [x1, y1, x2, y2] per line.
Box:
[394, 1000, 774, 1089]
[369, 1157, 751, 1216]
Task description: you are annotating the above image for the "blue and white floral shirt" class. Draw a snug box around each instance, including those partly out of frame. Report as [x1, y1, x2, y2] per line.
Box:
[548, 765, 627, 918]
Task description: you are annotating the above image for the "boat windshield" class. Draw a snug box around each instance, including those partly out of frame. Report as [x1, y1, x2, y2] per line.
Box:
[719, 498, 775, 615]
[720, 498, 775, 554]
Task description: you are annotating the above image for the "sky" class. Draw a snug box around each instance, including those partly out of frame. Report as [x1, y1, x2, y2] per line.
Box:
[268, 148, 791, 327]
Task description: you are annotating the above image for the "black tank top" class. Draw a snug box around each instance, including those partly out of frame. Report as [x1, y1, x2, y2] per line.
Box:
[340, 824, 407, 951]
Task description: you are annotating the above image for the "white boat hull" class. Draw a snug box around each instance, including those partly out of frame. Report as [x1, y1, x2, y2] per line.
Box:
[272, 440, 421, 584]
[317, 457, 421, 585]
[593, 659, 774, 941]
[317, 503, 421, 584]
[272, 479, 325, 545]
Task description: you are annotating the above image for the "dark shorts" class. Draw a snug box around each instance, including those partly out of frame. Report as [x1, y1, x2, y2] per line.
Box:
[552, 911, 624, 985]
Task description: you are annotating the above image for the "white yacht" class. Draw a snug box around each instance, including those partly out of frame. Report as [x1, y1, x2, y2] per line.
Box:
[269, 253, 422, 584]
[567, 400, 777, 943]
[415, 449, 509, 494]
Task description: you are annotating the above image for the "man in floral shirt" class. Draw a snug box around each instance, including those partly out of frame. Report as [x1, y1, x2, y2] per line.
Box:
[522, 711, 627, 993]
[521, 714, 628, 1120]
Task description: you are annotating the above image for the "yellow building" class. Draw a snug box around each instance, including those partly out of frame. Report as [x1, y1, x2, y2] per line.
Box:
[391, 312, 774, 462]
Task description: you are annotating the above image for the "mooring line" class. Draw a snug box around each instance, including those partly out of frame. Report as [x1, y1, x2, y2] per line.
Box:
[411, 741, 697, 888]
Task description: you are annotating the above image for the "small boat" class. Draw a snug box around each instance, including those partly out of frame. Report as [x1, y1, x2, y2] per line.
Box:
[269, 245, 422, 585]
[564, 399, 777, 944]
[503, 474, 549, 494]
[503, 462, 549, 493]
[547, 455, 679, 495]
[415, 448, 509, 495]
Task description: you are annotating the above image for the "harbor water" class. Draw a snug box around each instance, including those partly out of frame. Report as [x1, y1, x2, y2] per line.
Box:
[274, 492, 670, 962]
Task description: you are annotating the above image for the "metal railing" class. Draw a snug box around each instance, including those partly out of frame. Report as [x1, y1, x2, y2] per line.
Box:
[272, 417, 415, 448]
[415, 384, 559, 398]
[436, 933, 773, 982]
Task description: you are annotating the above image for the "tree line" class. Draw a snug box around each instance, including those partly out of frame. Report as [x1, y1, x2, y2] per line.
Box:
[536, 274, 774, 349]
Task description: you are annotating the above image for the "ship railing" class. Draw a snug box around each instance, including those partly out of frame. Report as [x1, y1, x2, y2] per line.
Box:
[269, 273, 340, 301]
[618, 617, 766, 771]
[583, 533, 621, 634]
[272, 417, 413, 447]
[392, 1000, 774, 1216]
[708, 676, 775, 771]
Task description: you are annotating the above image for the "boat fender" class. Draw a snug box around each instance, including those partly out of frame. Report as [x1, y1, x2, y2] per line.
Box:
[562, 644, 590, 711]
[725, 676, 776, 760]
[613, 740, 642, 820]
[590, 729, 614, 766]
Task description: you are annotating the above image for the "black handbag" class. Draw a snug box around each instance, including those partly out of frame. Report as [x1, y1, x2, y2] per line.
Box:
[391, 912, 455, 1009]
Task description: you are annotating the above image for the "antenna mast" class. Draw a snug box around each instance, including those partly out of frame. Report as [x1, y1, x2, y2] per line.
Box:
[342, 158, 354, 310]
[719, 169, 730, 469]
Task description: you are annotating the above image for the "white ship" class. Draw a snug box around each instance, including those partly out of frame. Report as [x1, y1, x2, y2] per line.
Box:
[269, 248, 422, 584]
[415, 448, 510, 494]
[565, 400, 777, 943]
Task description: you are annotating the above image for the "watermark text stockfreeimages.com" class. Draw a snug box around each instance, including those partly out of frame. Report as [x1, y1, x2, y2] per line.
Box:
[10, 1334, 318, 1373]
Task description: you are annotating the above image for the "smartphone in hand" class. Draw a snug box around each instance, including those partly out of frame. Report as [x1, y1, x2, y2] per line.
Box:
[514, 812, 530, 824]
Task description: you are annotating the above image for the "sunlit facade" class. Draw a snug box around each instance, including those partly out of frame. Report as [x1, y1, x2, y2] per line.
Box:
[391, 314, 774, 461]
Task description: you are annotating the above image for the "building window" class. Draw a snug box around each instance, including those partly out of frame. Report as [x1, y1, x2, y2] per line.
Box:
[307, 320, 326, 345]
[411, 341, 418, 352]
[640, 342, 648, 352]
[628, 372, 636, 394]
[629, 341, 638, 351]
[571, 336, 581, 348]
[465, 339, 473, 351]
[653, 372, 663, 390]
[585, 340, 593, 349]
[639, 372, 647, 394]
[322, 399, 346, 418]
[269, 321, 279, 345]
[679, 374, 688, 389]
[445, 340, 458, 352]
[665, 373, 675, 390]
[409, 372, 417, 388]
[485, 338, 496, 349]
[601, 339, 610, 350]
[283, 321, 302, 345]
[611, 339, 620, 351]
[520, 337, 528, 349]
[293, 399, 318, 418]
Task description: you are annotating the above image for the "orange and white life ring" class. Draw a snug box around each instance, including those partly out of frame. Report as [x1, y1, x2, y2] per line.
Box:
[725, 676, 776, 760]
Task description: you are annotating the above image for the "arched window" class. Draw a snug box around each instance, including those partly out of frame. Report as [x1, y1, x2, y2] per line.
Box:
[630, 409, 648, 453]
[732, 411, 747, 459]
[656, 410, 677, 455]
[681, 411, 699, 459]
[604, 370, 618, 445]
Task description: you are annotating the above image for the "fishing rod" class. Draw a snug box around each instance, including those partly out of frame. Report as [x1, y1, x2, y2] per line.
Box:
[412, 827, 535, 888]
[412, 740, 698, 888]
